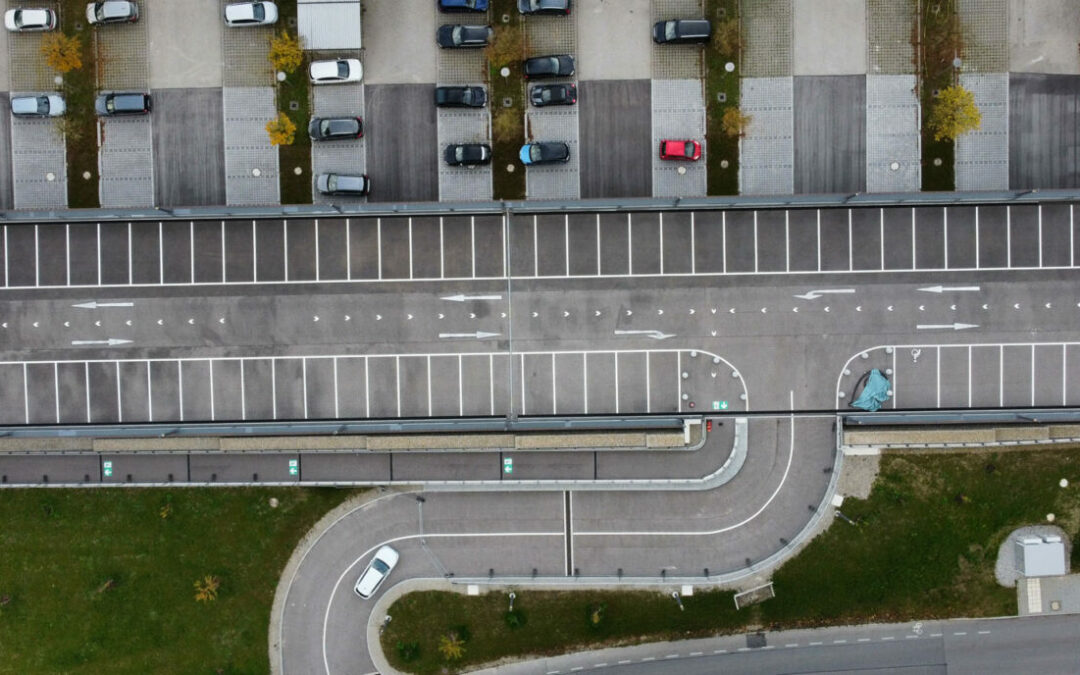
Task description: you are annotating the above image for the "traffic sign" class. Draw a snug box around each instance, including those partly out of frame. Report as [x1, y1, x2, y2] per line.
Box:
[288, 459, 299, 476]
[503, 457, 513, 475]
[712, 400, 728, 410]
[103, 460, 113, 477]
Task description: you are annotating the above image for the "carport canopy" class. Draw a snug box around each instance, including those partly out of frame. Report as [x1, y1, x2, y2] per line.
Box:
[298, 0, 361, 50]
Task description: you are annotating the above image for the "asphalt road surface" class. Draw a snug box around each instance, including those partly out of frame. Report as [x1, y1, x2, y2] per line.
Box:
[0, 203, 1077, 423]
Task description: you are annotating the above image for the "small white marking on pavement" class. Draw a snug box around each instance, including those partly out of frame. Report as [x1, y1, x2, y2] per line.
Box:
[953, 632, 966, 636]
[857, 638, 870, 642]
[905, 635, 918, 639]
[784, 643, 798, 648]
[689, 651, 702, 656]
[881, 636, 895, 641]
[809, 641, 823, 646]
[664, 654, 679, 659]
[977, 630, 990, 635]
[833, 639, 847, 644]
[930, 633, 943, 638]
[713, 649, 726, 654]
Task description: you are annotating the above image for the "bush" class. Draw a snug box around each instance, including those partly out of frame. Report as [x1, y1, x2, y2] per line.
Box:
[437, 632, 466, 661]
[266, 112, 297, 146]
[194, 575, 221, 603]
[504, 609, 526, 629]
[41, 33, 82, 74]
[396, 641, 420, 662]
[714, 18, 741, 58]
[720, 107, 752, 138]
[484, 22, 523, 68]
[586, 603, 606, 630]
[927, 85, 981, 142]
[268, 30, 304, 73]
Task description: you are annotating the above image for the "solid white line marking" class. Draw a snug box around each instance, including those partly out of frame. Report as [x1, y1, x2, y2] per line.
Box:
[677, 351, 682, 412]
[816, 209, 822, 271]
[645, 352, 651, 413]
[565, 214, 570, 276]
[977, 630, 990, 635]
[221, 220, 226, 282]
[595, 213, 601, 275]
[784, 210, 790, 272]
[1031, 344, 1036, 407]
[999, 345, 1004, 407]
[847, 209, 853, 270]
[533, 215, 539, 276]
[975, 206, 981, 268]
[115, 361, 122, 423]
[125, 223, 131, 284]
[3, 225, 8, 287]
[857, 638, 870, 643]
[470, 216, 476, 278]
[1063, 344, 1068, 406]
[146, 361, 153, 422]
[408, 217, 414, 279]
[723, 210, 728, 273]
[1006, 206, 1012, 267]
[500, 214, 506, 278]
[314, 219, 321, 281]
[364, 356, 370, 417]
[240, 360, 246, 420]
[54, 362, 60, 423]
[1072, 204, 1076, 268]
[1038, 204, 1043, 267]
[943, 207, 949, 269]
[659, 212, 665, 275]
[190, 221, 196, 282]
[489, 354, 495, 415]
[520, 353, 527, 415]
[911, 207, 916, 269]
[333, 357, 340, 419]
[968, 345, 973, 407]
[614, 354, 619, 414]
[427, 355, 433, 416]
[345, 218, 352, 279]
[282, 220, 289, 282]
[85, 362, 91, 422]
[551, 353, 557, 414]
[879, 207, 884, 270]
[690, 211, 696, 274]
[936, 345, 941, 408]
[251, 220, 257, 282]
[583, 353, 589, 414]
[301, 358, 307, 420]
[395, 355, 401, 417]
[270, 359, 276, 420]
[377, 218, 383, 280]
[439, 217, 445, 278]
[627, 213, 633, 275]
[97, 223, 102, 285]
[34, 224, 40, 287]
[22, 363, 28, 424]
[65, 224, 71, 286]
[753, 210, 759, 273]
[881, 636, 895, 641]
[209, 360, 216, 421]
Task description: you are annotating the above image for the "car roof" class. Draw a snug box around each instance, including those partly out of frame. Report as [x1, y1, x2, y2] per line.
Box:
[19, 9, 52, 22]
[675, 19, 710, 32]
[99, 1, 131, 17]
[225, 3, 256, 20]
[309, 60, 342, 78]
[10, 96, 43, 113]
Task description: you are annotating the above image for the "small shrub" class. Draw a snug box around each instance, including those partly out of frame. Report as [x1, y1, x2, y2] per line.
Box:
[485, 23, 523, 67]
[586, 603, 606, 630]
[266, 112, 297, 146]
[268, 31, 304, 73]
[720, 107, 752, 138]
[504, 609, 526, 629]
[714, 18, 742, 58]
[159, 503, 173, 519]
[927, 85, 981, 142]
[94, 578, 116, 595]
[491, 106, 522, 144]
[194, 575, 221, 603]
[41, 33, 82, 74]
[396, 641, 420, 662]
[437, 632, 466, 661]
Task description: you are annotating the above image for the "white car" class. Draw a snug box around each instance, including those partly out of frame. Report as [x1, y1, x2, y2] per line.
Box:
[86, 1, 139, 25]
[309, 59, 363, 85]
[223, 1, 277, 27]
[353, 546, 399, 599]
[4, 8, 57, 32]
[10, 94, 65, 118]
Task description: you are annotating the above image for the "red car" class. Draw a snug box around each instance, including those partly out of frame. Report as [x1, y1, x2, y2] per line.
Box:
[659, 139, 701, 161]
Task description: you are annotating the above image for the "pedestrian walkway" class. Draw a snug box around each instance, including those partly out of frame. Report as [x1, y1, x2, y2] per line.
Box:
[651, 79, 706, 197]
[739, 77, 793, 195]
[223, 87, 280, 205]
[866, 75, 921, 192]
[955, 73, 1009, 190]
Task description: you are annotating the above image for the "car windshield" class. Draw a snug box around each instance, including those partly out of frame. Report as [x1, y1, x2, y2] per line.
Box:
[540, 89, 552, 102]
[529, 145, 543, 161]
[36, 97, 48, 114]
[452, 26, 464, 42]
[372, 559, 390, 574]
[336, 61, 348, 79]
[320, 120, 332, 134]
[665, 22, 677, 40]
[326, 175, 337, 191]
[454, 147, 466, 162]
[105, 97, 116, 113]
[461, 90, 474, 104]
[252, 3, 264, 20]
[94, 3, 107, 20]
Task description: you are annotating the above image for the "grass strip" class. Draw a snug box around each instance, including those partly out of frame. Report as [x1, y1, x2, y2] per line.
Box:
[488, 0, 526, 200]
[274, 0, 313, 205]
[382, 448, 1080, 673]
[0, 487, 357, 673]
[918, 0, 959, 192]
[703, 0, 740, 196]
[59, 3, 101, 208]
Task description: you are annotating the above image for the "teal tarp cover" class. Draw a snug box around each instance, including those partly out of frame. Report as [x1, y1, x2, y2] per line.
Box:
[851, 369, 890, 412]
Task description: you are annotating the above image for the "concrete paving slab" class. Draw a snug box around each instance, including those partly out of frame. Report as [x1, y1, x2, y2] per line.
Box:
[959, 0, 1009, 73]
[743, 0, 792, 78]
[866, 74, 920, 193]
[311, 72, 367, 205]
[579, 80, 648, 198]
[152, 88, 226, 207]
[955, 73, 1009, 191]
[6, 31, 56, 92]
[1009, 0, 1080, 74]
[651, 79, 706, 198]
[793, 75, 866, 194]
[739, 76, 794, 195]
[577, 0, 649, 80]
[365, 84, 438, 202]
[0, 93, 11, 210]
[793, 0, 865, 75]
[220, 0, 274, 87]
[364, 0, 438, 84]
[96, 0, 149, 90]
[867, 0, 915, 75]
[1009, 73, 1080, 189]
[437, 107, 493, 201]
[223, 86, 280, 205]
[99, 117, 155, 208]
[149, 0, 222, 88]
[525, 107, 580, 200]
[11, 114, 66, 209]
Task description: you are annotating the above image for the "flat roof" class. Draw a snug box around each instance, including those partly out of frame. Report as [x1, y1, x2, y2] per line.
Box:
[297, 0, 361, 50]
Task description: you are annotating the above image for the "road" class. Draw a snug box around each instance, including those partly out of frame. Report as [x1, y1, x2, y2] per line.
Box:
[500, 615, 1080, 675]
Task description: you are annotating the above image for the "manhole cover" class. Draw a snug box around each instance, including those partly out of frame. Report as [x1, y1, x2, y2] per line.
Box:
[720, 159, 729, 169]
[506, 164, 515, 173]
[74, 22, 83, 31]
[717, 92, 727, 103]
[933, 157, 943, 167]
[502, 97, 513, 108]
[287, 16, 297, 27]
[746, 633, 767, 649]
[932, 88, 940, 98]
[289, 101, 299, 111]
[293, 166, 303, 175]
[502, 13, 511, 23]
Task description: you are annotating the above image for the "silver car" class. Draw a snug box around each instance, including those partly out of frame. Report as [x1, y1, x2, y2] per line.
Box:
[86, 1, 139, 25]
[316, 173, 370, 196]
[10, 94, 66, 118]
[4, 8, 57, 32]
[353, 546, 399, 599]
[309, 59, 363, 85]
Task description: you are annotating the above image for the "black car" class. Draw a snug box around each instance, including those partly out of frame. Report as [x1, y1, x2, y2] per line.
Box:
[308, 116, 363, 141]
[436, 24, 493, 48]
[435, 85, 487, 108]
[519, 141, 570, 165]
[530, 83, 576, 107]
[518, 0, 570, 15]
[444, 143, 492, 167]
[316, 173, 370, 196]
[95, 91, 151, 116]
[652, 19, 712, 44]
[523, 54, 575, 79]
[438, 0, 488, 11]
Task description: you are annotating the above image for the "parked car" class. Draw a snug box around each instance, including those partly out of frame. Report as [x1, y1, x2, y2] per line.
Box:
[86, 1, 138, 25]
[652, 19, 712, 44]
[435, 85, 487, 108]
[659, 139, 702, 161]
[223, 1, 277, 26]
[437, 0, 488, 12]
[308, 116, 363, 141]
[436, 24, 493, 48]
[95, 91, 151, 116]
[354, 546, 399, 599]
[518, 0, 570, 15]
[522, 54, 575, 79]
[4, 8, 57, 32]
[309, 59, 363, 84]
[10, 94, 65, 118]
[530, 83, 576, 107]
[519, 141, 570, 165]
[445, 143, 491, 167]
[316, 173, 370, 196]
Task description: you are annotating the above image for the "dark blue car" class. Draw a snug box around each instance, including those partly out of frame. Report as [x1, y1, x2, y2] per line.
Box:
[438, 0, 488, 12]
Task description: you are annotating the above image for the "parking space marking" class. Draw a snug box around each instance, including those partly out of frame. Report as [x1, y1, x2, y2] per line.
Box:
[210, 360, 217, 422]
[440, 218, 445, 279]
[1038, 205, 1043, 268]
[97, 224, 102, 286]
[943, 208, 949, 269]
[191, 222, 197, 283]
[21, 363, 28, 425]
[241, 360, 247, 420]
[408, 218, 414, 280]
[396, 355, 402, 418]
[847, 210, 853, 271]
[270, 360, 276, 420]
[520, 353, 527, 415]
[753, 211, 759, 273]
[283, 220, 289, 283]
[3, 227, 8, 288]
[533, 216, 539, 277]
[85, 363, 91, 422]
[690, 212, 696, 274]
[595, 215, 601, 275]
[565, 215, 571, 277]
[723, 211, 728, 274]
[879, 209, 885, 270]
[315, 221, 321, 282]
[54, 362, 60, 423]
[1063, 345, 1068, 406]
[627, 214, 633, 275]
[252, 220, 258, 282]
[346, 219, 353, 279]
[377, 218, 383, 280]
[583, 353, 589, 414]
[221, 221, 227, 282]
[1006, 206, 1012, 268]
[66, 225, 71, 285]
[34, 225, 39, 287]
[975, 207, 981, 269]
[659, 213, 665, 275]
[179, 361, 185, 421]
[785, 211, 790, 273]
[115, 362, 122, 423]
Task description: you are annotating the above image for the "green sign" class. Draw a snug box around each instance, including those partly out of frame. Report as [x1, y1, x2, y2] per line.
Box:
[712, 400, 729, 410]
[288, 459, 299, 476]
[503, 457, 513, 475]
[103, 460, 113, 477]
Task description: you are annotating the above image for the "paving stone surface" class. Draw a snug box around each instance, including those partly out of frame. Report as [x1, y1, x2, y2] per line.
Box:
[95, 0, 149, 90]
[524, 107, 580, 200]
[310, 65, 367, 205]
[959, 0, 1009, 73]
[223, 86, 279, 205]
[867, 0, 916, 75]
[865, 74, 921, 193]
[651, 79, 705, 197]
[739, 76, 793, 195]
[651, 0, 704, 79]
[10, 115, 66, 209]
[955, 72, 1009, 190]
[437, 107, 492, 201]
[221, 0, 275, 87]
[742, 0, 791, 78]
[99, 116, 154, 207]
[7, 29, 56, 91]
[523, 12, 575, 56]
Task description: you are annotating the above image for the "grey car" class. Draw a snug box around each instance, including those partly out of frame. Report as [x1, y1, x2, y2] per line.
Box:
[518, 0, 570, 15]
[10, 94, 66, 117]
[434, 85, 487, 108]
[652, 19, 712, 44]
[444, 143, 491, 167]
[436, 24, 493, 48]
[316, 173, 370, 196]
[95, 91, 151, 116]
[308, 117, 363, 141]
[86, 1, 139, 25]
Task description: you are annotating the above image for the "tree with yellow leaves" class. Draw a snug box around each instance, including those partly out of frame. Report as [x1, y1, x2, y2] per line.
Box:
[193, 575, 220, 603]
[266, 112, 297, 146]
[927, 85, 982, 142]
[268, 30, 303, 73]
[41, 33, 82, 74]
[720, 106, 752, 138]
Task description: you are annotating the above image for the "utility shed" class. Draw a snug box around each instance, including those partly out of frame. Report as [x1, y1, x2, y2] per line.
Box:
[298, 0, 361, 50]
[1016, 535, 1067, 578]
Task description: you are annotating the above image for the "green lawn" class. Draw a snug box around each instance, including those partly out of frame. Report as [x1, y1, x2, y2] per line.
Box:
[0, 488, 357, 674]
[918, 0, 959, 192]
[488, 0, 526, 200]
[703, 0, 741, 196]
[382, 448, 1080, 673]
[58, 2, 101, 208]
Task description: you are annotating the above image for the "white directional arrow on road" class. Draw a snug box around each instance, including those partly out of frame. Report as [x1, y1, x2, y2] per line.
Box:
[794, 289, 856, 300]
[918, 285, 981, 293]
[613, 329, 676, 340]
[916, 323, 979, 331]
[441, 294, 503, 302]
[438, 331, 501, 340]
[71, 338, 132, 346]
[72, 301, 134, 309]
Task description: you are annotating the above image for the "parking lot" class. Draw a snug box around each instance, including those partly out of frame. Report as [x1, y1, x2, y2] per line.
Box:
[0, 202, 1074, 290]
[0, 347, 745, 424]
